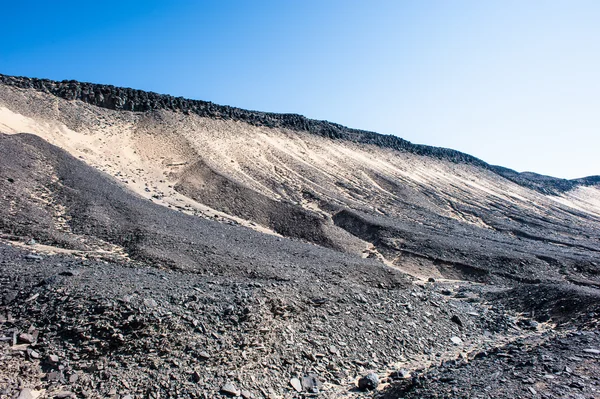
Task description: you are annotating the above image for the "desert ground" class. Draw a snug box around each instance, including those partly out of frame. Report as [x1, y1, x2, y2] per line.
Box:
[0, 75, 598, 398]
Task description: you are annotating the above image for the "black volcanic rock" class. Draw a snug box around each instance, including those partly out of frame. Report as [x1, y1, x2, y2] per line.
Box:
[1, 73, 597, 195]
[358, 373, 380, 391]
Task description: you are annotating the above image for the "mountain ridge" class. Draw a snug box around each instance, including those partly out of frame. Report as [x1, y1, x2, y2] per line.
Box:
[1, 72, 598, 286]
[1, 73, 597, 194]
[1, 73, 600, 399]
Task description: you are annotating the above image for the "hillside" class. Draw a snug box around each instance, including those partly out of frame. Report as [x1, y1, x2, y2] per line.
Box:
[0, 74, 599, 399]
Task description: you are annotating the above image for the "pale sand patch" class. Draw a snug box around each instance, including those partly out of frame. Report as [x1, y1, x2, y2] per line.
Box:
[550, 186, 600, 218]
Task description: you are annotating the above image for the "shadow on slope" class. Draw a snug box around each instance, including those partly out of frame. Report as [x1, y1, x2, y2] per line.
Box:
[174, 159, 366, 253]
[0, 132, 407, 289]
[487, 283, 600, 326]
[332, 208, 600, 285]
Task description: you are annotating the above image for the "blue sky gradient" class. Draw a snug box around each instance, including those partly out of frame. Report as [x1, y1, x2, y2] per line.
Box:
[1, 1, 598, 178]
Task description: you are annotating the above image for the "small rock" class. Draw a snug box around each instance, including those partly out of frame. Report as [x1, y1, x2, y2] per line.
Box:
[240, 390, 252, 399]
[198, 351, 211, 360]
[4, 290, 18, 304]
[570, 380, 585, 389]
[221, 382, 240, 396]
[19, 333, 35, 344]
[441, 289, 453, 295]
[54, 392, 74, 399]
[450, 336, 463, 345]
[565, 366, 573, 373]
[311, 297, 328, 306]
[522, 319, 539, 330]
[143, 298, 158, 308]
[528, 387, 537, 395]
[24, 293, 40, 303]
[48, 354, 60, 363]
[69, 374, 79, 383]
[450, 315, 463, 327]
[301, 374, 322, 394]
[428, 277, 436, 282]
[583, 348, 600, 355]
[46, 371, 63, 382]
[192, 371, 202, 383]
[17, 389, 44, 399]
[28, 349, 40, 359]
[390, 369, 410, 380]
[24, 254, 43, 261]
[358, 373, 379, 391]
[59, 270, 79, 277]
[290, 377, 302, 392]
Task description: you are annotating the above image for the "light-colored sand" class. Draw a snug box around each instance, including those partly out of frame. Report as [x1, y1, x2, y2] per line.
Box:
[0, 84, 599, 243]
[0, 100, 280, 235]
[547, 186, 600, 218]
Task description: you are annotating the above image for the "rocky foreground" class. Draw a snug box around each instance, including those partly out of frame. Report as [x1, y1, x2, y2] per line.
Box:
[2, 243, 599, 399]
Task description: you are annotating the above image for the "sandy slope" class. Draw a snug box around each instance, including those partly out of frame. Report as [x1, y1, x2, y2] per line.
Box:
[1, 86, 598, 223]
[0, 132, 598, 399]
[1, 84, 599, 280]
[0, 98, 279, 235]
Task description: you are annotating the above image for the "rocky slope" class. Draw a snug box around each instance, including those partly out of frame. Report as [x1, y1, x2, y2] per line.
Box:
[2, 74, 600, 195]
[1, 74, 599, 285]
[0, 74, 599, 399]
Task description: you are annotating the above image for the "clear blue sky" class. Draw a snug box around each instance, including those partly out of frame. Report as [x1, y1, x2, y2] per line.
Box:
[1, 1, 599, 178]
